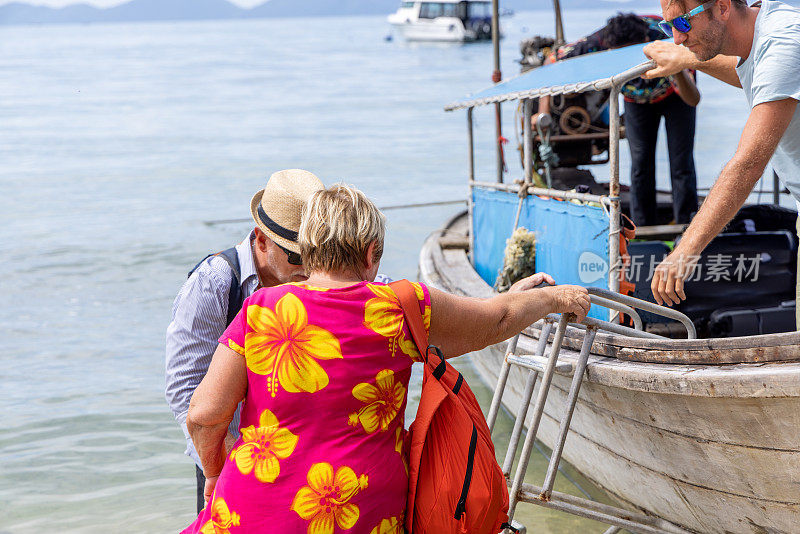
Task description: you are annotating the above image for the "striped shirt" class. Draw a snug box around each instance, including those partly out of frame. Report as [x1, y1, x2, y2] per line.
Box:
[165, 231, 259, 467]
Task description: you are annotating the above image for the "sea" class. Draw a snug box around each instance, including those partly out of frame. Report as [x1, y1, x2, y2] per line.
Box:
[0, 7, 786, 533]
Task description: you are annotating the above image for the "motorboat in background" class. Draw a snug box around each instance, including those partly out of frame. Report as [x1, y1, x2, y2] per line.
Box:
[387, 0, 506, 42]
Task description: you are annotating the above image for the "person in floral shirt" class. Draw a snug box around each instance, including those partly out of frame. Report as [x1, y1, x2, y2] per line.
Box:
[181, 184, 590, 534]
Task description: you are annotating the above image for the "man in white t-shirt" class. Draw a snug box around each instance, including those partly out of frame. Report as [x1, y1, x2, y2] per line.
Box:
[642, 0, 800, 325]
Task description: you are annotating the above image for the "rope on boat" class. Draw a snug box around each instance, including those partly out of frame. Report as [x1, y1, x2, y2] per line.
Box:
[495, 227, 537, 292]
[498, 135, 509, 174]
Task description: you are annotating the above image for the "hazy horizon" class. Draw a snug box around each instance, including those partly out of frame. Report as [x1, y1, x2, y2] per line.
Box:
[0, 0, 657, 8]
[0, 0, 266, 7]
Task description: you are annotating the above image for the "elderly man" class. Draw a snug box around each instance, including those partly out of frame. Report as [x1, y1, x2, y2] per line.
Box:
[643, 0, 800, 325]
[165, 169, 323, 512]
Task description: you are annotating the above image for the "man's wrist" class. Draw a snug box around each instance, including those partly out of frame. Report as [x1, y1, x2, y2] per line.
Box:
[673, 238, 703, 258]
[678, 45, 701, 70]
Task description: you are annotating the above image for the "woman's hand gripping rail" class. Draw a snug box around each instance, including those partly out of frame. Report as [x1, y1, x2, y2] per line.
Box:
[428, 273, 591, 359]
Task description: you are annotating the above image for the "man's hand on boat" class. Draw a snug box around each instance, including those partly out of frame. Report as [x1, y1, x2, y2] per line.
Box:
[508, 273, 591, 323]
[642, 40, 699, 79]
[651, 247, 700, 306]
[643, 41, 743, 88]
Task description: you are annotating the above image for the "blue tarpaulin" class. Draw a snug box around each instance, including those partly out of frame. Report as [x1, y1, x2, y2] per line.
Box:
[446, 42, 653, 111]
[472, 187, 611, 320]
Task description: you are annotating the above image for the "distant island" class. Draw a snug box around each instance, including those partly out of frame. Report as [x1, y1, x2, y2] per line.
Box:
[0, 0, 673, 26]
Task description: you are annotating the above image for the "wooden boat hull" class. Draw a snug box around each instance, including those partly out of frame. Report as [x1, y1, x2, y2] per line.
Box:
[420, 212, 800, 534]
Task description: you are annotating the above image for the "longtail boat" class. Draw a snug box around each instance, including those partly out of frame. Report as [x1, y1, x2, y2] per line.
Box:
[419, 42, 800, 534]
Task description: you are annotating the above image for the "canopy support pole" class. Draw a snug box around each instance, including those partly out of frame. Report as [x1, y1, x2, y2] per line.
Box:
[608, 86, 621, 322]
[492, 0, 503, 183]
[468, 107, 475, 183]
[495, 104, 504, 183]
[553, 0, 565, 46]
[468, 107, 476, 265]
[523, 99, 533, 184]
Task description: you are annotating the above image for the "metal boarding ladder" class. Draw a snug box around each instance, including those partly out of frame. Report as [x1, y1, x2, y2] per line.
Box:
[487, 288, 697, 534]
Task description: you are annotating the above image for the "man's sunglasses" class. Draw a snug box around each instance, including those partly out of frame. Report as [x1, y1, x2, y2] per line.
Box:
[277, 243, 303, 265]
[658, 0, 716, 37]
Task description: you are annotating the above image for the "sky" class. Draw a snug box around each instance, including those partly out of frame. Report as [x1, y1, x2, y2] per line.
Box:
[0, 0, 266, 6]
[0, 0, 662, 8]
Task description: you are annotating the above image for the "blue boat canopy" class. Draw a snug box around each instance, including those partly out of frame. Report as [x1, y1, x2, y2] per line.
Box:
[445, 42, 655, 111]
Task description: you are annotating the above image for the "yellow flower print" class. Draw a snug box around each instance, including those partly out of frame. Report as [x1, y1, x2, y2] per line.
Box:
[199, 498, 240, 534]
[348, 369, 405, 434]
[291, 463, 369, 534]
[286, 282, 331, 292]
[245, 292, 342, 397]
[226, 338, 245, 356]
[394, 426, 403, 455]
[395, 426, 408, 475]
[229, 409, 298, 483]
[363, 283, 430, 359]
[370, 516, 404, 534]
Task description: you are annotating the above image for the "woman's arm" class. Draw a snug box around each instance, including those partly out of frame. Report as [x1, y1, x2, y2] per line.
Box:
[673, 69, 701, 107]
[428, 279, 590, 358]
[187, 344, 247, 499]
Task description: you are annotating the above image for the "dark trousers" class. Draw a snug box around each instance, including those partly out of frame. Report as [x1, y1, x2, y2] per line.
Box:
[196, 465, 206, 514]
[625, 93, 698, 226]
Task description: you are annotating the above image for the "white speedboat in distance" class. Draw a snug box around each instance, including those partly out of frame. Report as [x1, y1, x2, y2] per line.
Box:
[387, 0, 497, 42]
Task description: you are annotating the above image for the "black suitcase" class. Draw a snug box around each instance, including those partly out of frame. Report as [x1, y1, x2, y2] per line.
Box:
[708, 301, 797, 337]
[677, 230, 797, 330]
[625, 241, 671, 325]
[627, 231, 797, 334]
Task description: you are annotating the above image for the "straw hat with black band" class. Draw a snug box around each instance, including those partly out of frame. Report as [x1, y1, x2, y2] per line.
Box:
[250, 169, 324, 254]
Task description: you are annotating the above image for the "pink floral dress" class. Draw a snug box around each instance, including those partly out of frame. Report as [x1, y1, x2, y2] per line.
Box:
[181, 280, 431, 534]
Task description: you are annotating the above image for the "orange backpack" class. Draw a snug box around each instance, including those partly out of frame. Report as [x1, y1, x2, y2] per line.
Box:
[390, 281, 511, 534]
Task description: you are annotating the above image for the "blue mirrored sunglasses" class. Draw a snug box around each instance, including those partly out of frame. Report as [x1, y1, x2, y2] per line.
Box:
[658, 0, 716, 37]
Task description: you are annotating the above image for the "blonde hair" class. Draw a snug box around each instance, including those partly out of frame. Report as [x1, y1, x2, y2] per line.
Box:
[299, 183, 386, 274]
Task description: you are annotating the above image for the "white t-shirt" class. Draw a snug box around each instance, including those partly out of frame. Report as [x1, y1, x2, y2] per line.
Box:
[735, 0, 800, 206]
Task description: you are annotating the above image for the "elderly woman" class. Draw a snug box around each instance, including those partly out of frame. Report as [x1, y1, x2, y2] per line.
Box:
[182, 184, 589, 534]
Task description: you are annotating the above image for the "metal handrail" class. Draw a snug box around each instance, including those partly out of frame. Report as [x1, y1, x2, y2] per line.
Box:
[589, 294, 643, 331]
[495, 312, 692, 534]
[586, 287, 697, 339]
[546, 313, 663, 340]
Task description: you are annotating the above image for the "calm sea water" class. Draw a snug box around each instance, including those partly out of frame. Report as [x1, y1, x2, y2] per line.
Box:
[0, 8, 771, 532]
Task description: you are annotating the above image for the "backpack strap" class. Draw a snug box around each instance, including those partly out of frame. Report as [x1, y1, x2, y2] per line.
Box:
[390, 280, 428, 347]
[188, 247, 243, 327]
[188, 254, 215, 278]
[218, 248, 243, 327]
[389, 280, 446, 377]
